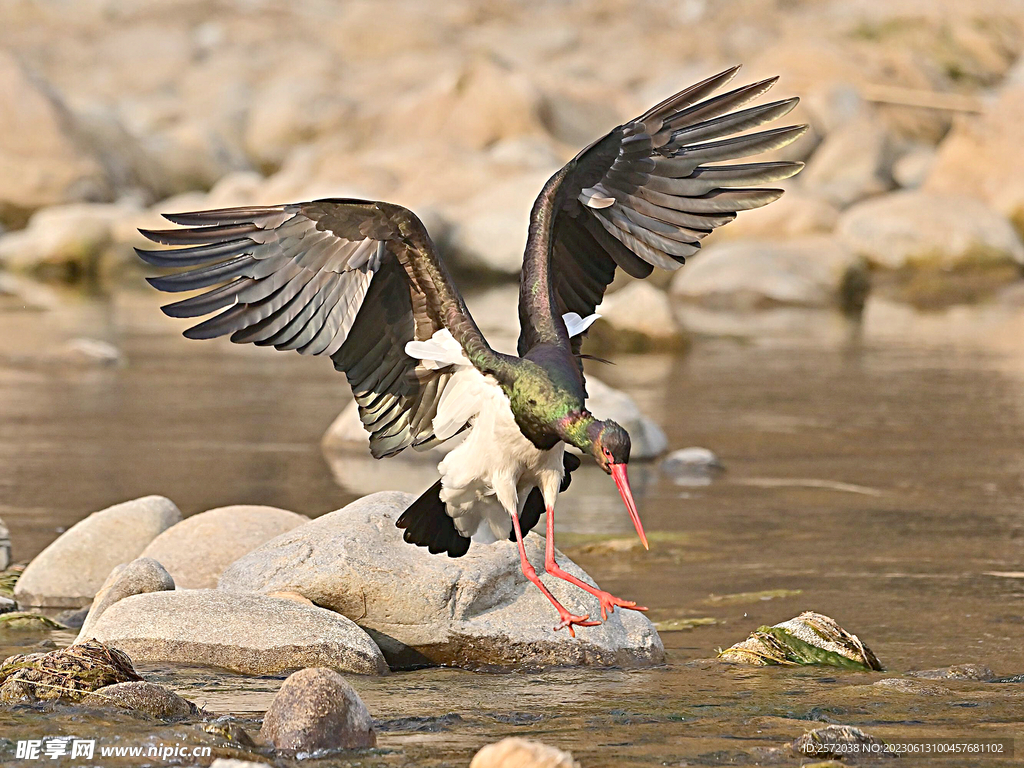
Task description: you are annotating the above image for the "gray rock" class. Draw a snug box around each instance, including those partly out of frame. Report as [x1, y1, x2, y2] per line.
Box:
[585, 377, 667, 460]
[140, 505, 309, 589]
[87, 589, 387, 676]
[210, 761, 268, 768]
[661, 447, 724, 487]
[593, 282, 685, 348]
[53, 607, 89, 629]
[837, 191, 1024, 270]
[671, 237, 867, 311]
[471, 737, 579, 768]
[907, 663, 996, 681]
[220, 492, 665, 670]
[800, 114, 895, 207]
[82, 681, 200, 720]
[76, 557, 175, 643]
[0, 200, 141, 273]
[260, 668, 376, 752]
[15, 496, 181, 608]
[0, 516, 9, 570]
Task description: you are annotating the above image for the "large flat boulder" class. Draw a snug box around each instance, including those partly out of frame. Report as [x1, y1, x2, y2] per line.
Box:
[219, 492, 664, 670]
[87, 589, 388, 676]
[140, 505, 309, 589]
[15, 496, 181, 608]
[670, 236, 865, 311]
[837, 191, 1024, 270]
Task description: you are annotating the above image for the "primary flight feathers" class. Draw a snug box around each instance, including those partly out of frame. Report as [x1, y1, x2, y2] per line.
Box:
[138, 67, 804, 455]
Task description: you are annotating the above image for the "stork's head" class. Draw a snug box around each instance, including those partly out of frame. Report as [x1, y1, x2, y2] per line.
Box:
[586, 419, 648, 550]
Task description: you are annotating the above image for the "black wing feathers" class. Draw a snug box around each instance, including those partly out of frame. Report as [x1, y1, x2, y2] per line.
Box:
[518, 66, 806, 357]
[138, 199, 497, 459]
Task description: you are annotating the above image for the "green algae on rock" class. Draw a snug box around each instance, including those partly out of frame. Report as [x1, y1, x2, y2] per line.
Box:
[0, 640, 141, 704]
[719, 611, 882, 670]
[0, 612, 65, 631]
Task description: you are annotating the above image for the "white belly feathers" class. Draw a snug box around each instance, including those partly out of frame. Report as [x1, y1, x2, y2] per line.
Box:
[404, 319, 594, 543]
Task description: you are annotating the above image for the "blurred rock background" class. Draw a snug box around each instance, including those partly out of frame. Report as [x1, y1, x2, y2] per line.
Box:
[1, 0, 1024, 323]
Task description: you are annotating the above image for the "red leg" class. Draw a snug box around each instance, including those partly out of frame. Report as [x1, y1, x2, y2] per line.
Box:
[510, 511, 599, 637]
[544, 506, 648, 621]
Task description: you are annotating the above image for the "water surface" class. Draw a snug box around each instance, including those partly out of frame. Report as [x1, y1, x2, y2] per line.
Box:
[1, 289, 1023, 766]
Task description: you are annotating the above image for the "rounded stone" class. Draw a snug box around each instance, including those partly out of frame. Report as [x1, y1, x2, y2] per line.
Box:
[260, 667, 376, 752]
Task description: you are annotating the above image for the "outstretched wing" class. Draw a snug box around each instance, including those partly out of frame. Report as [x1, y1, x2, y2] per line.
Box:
[518, 66, 807, 358]
[137, 199, 504, 458]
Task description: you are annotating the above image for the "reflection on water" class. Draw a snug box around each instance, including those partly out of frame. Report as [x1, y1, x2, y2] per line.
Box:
[2, 288, 1024, 766]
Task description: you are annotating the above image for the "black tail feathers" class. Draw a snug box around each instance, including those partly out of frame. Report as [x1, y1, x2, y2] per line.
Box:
[397, 451, 584, 555]
[396, 479, 471, 557]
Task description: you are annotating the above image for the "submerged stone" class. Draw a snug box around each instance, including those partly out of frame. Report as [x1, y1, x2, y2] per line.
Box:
[220, 492, 664, 671]
[719, 611, 881, 670]
[792, 725, 888, 760]
[81, 680, 202, 720]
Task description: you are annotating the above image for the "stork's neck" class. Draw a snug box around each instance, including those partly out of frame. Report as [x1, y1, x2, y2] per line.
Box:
[556, 410, 598, 454]
[518, 166, 572, 351]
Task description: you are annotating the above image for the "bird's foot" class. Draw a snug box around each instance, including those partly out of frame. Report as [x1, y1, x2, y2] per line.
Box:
[553, 611, 601, 638]
[593, 591, 648, 622]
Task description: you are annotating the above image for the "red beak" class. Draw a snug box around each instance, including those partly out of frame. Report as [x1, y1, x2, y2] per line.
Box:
[610, 462, 648, 550]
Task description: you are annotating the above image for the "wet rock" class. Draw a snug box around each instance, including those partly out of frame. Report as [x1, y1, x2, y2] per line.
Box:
[0, 200, 141, 274]
[203, 717, 259, 749]
[585, 377, 667, 460]
[670, 237, 867, 311]
[924, 83, 1024, 225]
[719, 611, 881, 670]
[872, 678, 950, 696]
[15, 495, 181, 608]
[0, 517, 8, 570]
[0, 564, 23, 598]
[82, 680, 200, 720]
[210, 760, 266, 768]
[660, 447, 723, 486]
[837, 191, 1024, 270]
[0, 51, 109, 226]
[0, 613, 65, 631]
[792, 725, 887, 760]
[591, 282, 686, 351]
[220, 492, 665, 671]
[260, 668, 376, 752]
[800, 114, 895, 207]
[446, 169, 558, 274]
[907, 663, 996, 681]
[76, 557, 175, 643]
[54, 607, 89, 629]
[0, 640, 141, 704]
[140, 505, 309, 589]
[471, 737, 579, 768]
[87, 589, 388, 676]
[0, 596, 16, 614]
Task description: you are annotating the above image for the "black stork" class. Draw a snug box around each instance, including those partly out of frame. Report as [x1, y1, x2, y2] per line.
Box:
[137, 67, 805, 636]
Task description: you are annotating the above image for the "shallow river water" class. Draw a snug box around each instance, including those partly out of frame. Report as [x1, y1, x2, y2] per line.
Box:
[0, 288, 1023, 766]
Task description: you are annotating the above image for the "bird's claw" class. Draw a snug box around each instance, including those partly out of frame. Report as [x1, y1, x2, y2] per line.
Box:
[553, 612, 601, 637]
[596, 593, 648, 622]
